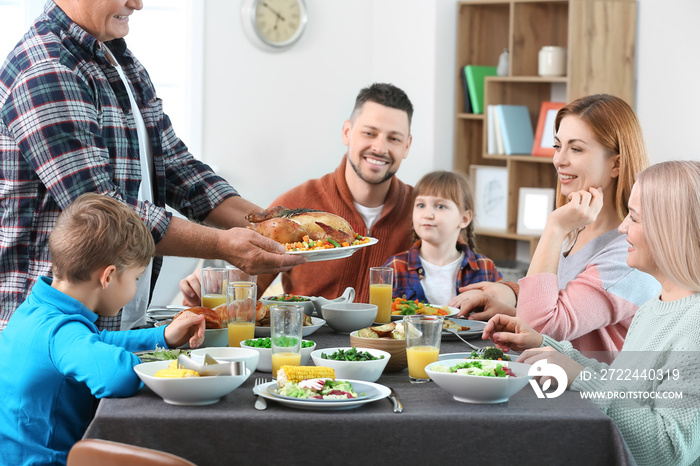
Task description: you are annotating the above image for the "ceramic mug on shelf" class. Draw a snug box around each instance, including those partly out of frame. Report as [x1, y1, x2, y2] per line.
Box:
[538, 46, 567, 77]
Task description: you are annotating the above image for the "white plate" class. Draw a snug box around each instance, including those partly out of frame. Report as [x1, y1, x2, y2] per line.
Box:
[254, 316, 325, 337]
[390, 305, 459, 321]
[266, 381, 379, 402]
[146, 306, 186, 321]
[285, 237, 378, 262]
[441, 318, 487, 339]
[254, 379, 390, 410]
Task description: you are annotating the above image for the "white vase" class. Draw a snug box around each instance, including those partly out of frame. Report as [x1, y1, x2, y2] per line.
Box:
[538, 46, 566, 77]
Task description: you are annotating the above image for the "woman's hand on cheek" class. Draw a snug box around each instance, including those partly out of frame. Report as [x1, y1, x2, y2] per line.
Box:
[548, 187, 604, 233]
[163, 311, 206, 348]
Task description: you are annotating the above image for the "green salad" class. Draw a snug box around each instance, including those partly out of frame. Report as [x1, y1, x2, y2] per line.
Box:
[243, 337, 315, 349]
[320, 347, 384, 361]
[279, 379, 358, 399]
[432, 360, 515, 378]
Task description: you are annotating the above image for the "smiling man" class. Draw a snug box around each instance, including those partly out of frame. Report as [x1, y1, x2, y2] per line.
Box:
[253, 83, 415, 303]
[0, 0, 304, 334]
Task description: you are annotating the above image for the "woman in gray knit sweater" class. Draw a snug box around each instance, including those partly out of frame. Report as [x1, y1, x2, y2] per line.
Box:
[482, 160, 700, 466]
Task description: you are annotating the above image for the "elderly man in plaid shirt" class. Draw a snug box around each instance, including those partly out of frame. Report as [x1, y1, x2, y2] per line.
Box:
[0, 0, 305, 333]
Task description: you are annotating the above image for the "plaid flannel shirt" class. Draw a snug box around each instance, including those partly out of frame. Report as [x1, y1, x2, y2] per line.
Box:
[382, 240, 503, 303]
[0, 0, 238, 331]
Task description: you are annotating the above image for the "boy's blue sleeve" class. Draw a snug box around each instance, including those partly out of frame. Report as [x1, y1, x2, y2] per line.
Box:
[50, 323, 165, 398]
[100, 326, 168, 352]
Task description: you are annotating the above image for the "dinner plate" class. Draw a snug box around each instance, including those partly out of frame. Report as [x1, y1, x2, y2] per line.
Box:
[254, 379, 390, 410]
[146, 306, 186, 321]
[285, 237, 378, 262]
[441, 318, 487, 340]
[254, 316, 325, 337]
[265, 381, 379, 402]
[390, 306, 459, 321]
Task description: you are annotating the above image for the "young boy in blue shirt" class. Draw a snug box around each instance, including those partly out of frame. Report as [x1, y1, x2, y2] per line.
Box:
[0, 193, 207, 465]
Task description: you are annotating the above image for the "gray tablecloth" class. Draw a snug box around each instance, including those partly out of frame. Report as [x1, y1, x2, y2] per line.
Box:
[84, 325, 636, 466]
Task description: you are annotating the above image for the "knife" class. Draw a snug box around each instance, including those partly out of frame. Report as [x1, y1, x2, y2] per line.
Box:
[388, 387, 403, 413]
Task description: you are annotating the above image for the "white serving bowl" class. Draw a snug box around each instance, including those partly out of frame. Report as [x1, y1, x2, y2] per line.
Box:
[190, 346, 260, 373]
[321, 303, 378, 334]
[261, 296, 316, 316]
[239, 339, 316, 373]
[425, 358, 532, 404]
[134, 360, 250, 406]
[310, 347, 391, 383]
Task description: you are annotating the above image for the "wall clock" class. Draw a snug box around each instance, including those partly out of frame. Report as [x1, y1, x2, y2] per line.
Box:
[241, 0, 308, 52]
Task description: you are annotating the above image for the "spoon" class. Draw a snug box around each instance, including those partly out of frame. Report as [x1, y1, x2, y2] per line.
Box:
[443, 328, 483, 354]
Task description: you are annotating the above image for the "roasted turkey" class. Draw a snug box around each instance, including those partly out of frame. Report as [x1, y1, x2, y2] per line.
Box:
[246, 206, 356, 245]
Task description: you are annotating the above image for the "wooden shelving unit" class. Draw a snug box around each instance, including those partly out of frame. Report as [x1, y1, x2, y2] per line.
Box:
[454, 0, 637, 261]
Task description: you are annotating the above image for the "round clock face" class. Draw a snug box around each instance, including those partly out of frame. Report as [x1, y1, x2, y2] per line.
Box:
[243, 0, 307, 50]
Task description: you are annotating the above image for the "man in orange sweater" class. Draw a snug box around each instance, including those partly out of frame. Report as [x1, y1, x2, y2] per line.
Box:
[255, 83, 415, 303]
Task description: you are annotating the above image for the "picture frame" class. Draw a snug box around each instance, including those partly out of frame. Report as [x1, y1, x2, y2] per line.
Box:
[531, 101, 566, 157]
[470, 165, 508, 232]
[516, 187, 555, 235]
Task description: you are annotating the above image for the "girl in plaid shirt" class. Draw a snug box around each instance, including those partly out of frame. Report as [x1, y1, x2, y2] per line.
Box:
[381, 171, 503, 305]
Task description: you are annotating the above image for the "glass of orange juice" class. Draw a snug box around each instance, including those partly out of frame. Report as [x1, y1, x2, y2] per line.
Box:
[201, 267, 228, 317]
[404, 315, 443, 383]
[270, 304, 303, 377]
[369, 267, 393, 324]
[226, 282, 257, 347]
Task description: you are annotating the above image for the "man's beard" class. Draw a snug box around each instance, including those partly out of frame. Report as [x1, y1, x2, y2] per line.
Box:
[348, 154, 396, 185]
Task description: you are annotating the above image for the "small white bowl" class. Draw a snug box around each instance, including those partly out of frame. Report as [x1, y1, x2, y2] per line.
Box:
[261, 296, 316, 316]
[190, 347, 260, 373]
[134, 360, 250, 405]
[240, 339, 316, 373]
[310, 347, 391, 383]
[321, 303, 378, 334]
[425, 358, 532, 404]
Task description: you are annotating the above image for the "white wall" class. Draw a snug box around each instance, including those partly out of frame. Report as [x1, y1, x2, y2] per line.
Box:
[201, 0, 699, 209]
[636, 0, 700, 163]
[202, 0, 458, 207]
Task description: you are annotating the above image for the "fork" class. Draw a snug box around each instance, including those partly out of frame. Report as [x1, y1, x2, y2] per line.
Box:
[443, 328, 484, 353]
[253, 378, 268, 410]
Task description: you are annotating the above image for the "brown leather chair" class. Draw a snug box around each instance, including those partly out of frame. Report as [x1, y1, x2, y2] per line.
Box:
[67, 439, 197, 466]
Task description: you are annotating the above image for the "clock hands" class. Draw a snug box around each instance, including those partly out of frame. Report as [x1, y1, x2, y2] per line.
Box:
[261, 2, 286, 23]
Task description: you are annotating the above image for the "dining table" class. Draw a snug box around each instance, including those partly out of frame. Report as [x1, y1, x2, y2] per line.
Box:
[83, 321, 636, 466]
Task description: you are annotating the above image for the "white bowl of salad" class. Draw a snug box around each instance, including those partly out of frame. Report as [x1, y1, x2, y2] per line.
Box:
[240, 338, 316, 373]
[310, 347, 390, 383]
[261, 294, 316, 316]
[425, 358, 532, 404]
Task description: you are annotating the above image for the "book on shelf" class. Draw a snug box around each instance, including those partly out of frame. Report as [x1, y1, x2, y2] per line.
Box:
[487, 105, 505, 155]
[487, 105, 496, 154]
[460, 67, 472, 113]
[495, 105, 534, 155]
[464, 65, 497, 115]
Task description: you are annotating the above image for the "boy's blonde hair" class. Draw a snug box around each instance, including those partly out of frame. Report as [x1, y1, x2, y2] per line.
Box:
[554, 94, 649, 221]
[636, 161, 700, 292]
[411, 170, 477, 251]
[49, 193, 155, 282]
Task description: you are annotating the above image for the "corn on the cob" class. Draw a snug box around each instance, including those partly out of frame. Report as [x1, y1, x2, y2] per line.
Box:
[276, 365, 335, 387]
